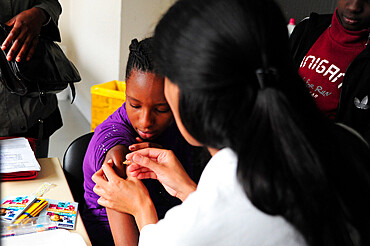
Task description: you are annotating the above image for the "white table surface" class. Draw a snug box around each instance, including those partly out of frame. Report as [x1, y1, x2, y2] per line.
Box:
[1, 157, 91, 246]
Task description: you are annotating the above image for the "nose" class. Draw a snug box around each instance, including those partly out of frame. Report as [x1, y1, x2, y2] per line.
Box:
[347, 0, 363, 13]
[140, 108, 154, 129]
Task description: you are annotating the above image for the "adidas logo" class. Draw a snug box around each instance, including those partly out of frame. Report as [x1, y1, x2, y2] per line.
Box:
[354, 96, 370, 110]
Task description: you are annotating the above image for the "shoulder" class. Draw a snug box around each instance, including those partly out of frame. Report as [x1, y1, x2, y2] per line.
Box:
[292, 12, 331, 38]
[297, 12, 332, 27]
[197, 148, 237, 184]
[289, 12, 333, 63]
[98, 103, 132, 129]
[89, 104, 136, 151]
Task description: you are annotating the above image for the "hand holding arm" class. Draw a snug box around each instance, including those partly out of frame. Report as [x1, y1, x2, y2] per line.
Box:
[92, 160, 158, 231]
[126, 148, 197, 201]
[103, 138, 163, 177]
[1, 7, 48, 62]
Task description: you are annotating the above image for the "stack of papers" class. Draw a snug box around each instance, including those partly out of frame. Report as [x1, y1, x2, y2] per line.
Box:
[2, 229, 87, 246]
[0, 137, 40, 180]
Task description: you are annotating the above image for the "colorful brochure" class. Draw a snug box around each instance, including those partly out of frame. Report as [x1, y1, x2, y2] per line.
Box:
[1, 196, 37, 223]
[39, 199, 78, 230]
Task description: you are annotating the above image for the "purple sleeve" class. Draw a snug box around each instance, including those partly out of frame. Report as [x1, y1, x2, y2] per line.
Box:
[83, 103, 137, 211]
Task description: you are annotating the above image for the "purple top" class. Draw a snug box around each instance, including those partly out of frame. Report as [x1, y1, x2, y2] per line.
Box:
[82, 103, 195, 234]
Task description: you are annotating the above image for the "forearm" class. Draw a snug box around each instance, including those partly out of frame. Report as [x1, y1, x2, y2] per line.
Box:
[34, 0, 62, 41]
[134, 198, 158, 231]
[106, 208, 139, 246]
[33, 7, 48, 25]
[34, 0, 62, 23]
[177, 179, 197, 202]
[104, 189, 158, 233]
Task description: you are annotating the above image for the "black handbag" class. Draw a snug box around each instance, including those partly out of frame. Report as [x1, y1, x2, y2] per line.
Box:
[0, 23, 81, 102]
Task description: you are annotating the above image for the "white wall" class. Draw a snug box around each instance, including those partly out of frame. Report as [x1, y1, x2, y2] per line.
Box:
[58, 0, 175, 124]
[119, 0, 175, 80]
[275, 0, 336, 23]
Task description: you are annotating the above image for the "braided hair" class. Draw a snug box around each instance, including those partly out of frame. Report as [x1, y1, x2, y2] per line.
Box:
[125, 38, 156, 80]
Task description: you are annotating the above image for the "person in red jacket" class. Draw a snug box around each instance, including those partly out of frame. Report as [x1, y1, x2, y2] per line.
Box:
[290, 0, 370, 142]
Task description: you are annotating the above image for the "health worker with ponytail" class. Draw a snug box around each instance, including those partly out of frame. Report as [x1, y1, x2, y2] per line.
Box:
[92, 0, 370, 245]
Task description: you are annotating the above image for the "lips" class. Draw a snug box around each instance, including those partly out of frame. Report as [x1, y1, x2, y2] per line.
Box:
[343, 15, 360, 25]
[137, 129, 156, 139]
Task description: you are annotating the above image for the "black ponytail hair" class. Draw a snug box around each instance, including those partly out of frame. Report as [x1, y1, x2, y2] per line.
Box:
[125, 37, 156, 80]
[153, 0, 370, 245]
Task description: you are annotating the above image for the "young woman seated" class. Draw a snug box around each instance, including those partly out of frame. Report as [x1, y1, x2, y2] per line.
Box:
[82, 38, 206, 246]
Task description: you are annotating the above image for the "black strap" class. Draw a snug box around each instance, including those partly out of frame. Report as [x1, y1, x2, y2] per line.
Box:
[70, 82, 76, 104]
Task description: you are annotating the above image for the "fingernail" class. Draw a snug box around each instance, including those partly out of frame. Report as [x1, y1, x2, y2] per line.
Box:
[6, 56, 11, 61]
[16, 57, 20, 62]
[1, 45, 5, 50]
[129, 145, 135, 150]
[133, 154, 142, 163]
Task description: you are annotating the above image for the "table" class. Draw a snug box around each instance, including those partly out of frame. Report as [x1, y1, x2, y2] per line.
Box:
[1, 157, 92, 246]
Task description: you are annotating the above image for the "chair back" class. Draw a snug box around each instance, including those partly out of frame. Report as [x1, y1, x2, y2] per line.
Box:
[63, 132, 94, 211]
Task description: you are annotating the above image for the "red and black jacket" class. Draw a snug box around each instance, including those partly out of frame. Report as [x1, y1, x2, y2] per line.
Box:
[290, 12, 370, 142]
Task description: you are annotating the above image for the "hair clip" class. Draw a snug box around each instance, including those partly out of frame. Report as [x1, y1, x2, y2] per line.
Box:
[255, 67, 278, 89]
[255, 69, 266, 89]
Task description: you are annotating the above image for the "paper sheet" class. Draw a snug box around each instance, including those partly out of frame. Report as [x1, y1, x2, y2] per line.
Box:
[1, 229, 87, 246]
[0, 137, 41, 173]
